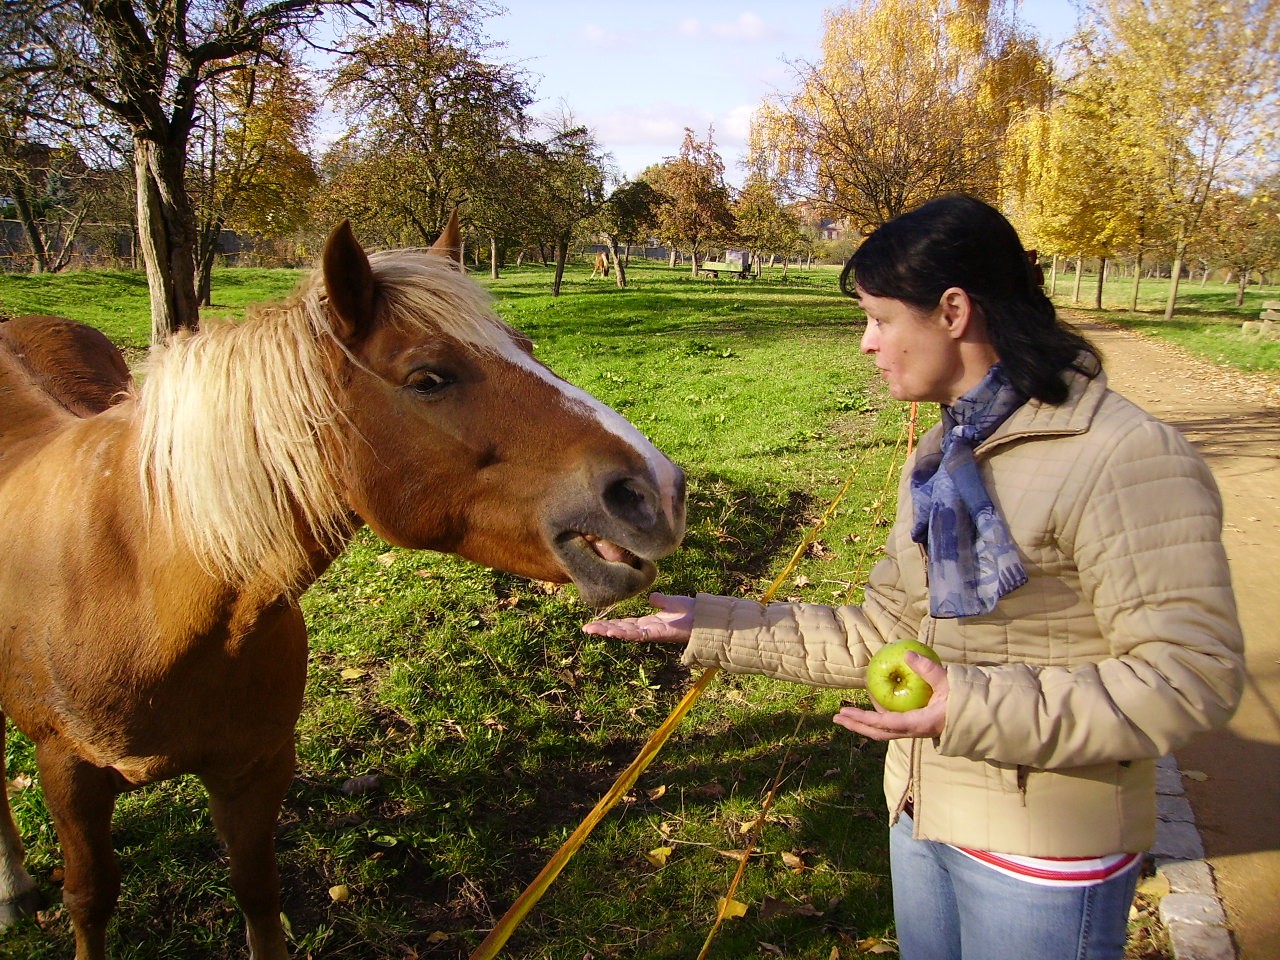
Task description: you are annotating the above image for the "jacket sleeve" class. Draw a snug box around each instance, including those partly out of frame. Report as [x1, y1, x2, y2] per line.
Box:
[940, 418, 1245, 769]
[680, 543, 914, 686]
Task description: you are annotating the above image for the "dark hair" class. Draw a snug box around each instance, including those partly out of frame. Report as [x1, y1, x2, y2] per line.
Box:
[840, 193, 1099, 405]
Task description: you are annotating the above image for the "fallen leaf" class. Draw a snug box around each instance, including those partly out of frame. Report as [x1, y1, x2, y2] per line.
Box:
[855, 937, 897, 955]
[425, 931, 449, 944]
[759, 943, 784, 956]
[717, 897, 748, 919]
[329, 884, 350, 903]
[780, 850, 807, 872]
[716, 848, 759, 862]
[646, 846, 673, 868]
[646, 785, 667, 801]
[794, 575, 812, 587]
[829, 947, 841, 960]
[1138, 874, 1171, 898]
[376, 551, 397, 566]
[6, 773, 33, 795]
[1182, 770, 1209, 782]
[339, 667, 368, 681]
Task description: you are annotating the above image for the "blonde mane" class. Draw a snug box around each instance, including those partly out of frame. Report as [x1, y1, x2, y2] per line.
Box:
[137, 250, 510, 592]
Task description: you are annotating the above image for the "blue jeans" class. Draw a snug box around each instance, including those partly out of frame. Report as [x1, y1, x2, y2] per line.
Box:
[890, 813, 1142, 960]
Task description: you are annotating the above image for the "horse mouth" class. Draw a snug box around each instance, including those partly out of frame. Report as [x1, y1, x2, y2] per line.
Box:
[580, 533, 645, 569]
[555, 531, 658, 607]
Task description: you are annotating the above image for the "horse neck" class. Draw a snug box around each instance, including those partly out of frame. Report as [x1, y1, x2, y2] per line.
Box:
[137, 304, 356, 594]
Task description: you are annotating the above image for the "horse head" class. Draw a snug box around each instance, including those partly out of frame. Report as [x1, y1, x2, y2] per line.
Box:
[320, 216, 686, 606]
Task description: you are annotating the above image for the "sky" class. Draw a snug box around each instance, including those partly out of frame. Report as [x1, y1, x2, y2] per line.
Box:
[481, 1, 1081, 186]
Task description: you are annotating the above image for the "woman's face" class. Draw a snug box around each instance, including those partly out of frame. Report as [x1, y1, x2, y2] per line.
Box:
[856, 286, 967, 404]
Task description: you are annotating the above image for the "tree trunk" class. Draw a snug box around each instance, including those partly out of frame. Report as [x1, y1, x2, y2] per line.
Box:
[134, 137, 201, 343]
[668, 248, 677, 268]
[1163, 239, 1187, 322]
[10, 185, 52, 273]
[1093, 257, 1106, 310]
[490, 235, 500, 279]
[1236, 271, 1247, 307]
[195, 218, 222, 308]
[551, 235, 569, 297]
[1072, 256, 1083, 303]
[1050, 254, 1058, 296]
[609, 241, 626, 288]
[1129, 249, 1142, 311]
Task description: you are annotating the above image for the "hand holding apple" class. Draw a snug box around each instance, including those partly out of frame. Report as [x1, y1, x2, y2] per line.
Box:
[834, 640, 948, 741]
[866, 639, 942, 711]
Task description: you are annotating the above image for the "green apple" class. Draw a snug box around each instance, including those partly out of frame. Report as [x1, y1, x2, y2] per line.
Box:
[866, 639, 943, 712]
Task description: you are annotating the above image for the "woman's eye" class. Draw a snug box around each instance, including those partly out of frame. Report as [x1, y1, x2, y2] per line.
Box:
[408, 370, 453, 395]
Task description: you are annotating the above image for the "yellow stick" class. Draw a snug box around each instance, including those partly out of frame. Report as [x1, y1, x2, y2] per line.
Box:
[469, 665, 720, 960]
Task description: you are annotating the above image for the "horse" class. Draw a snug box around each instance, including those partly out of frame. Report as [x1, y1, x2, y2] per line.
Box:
[0, 215, 686, 960]
[590, 250, 610, 278]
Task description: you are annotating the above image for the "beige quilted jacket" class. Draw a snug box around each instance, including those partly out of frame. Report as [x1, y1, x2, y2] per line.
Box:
[684, 364, 1244, 857]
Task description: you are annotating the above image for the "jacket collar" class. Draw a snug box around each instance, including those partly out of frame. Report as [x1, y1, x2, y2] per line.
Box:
[914, 355, 1108, 460]
[981, 356, 1107, 454]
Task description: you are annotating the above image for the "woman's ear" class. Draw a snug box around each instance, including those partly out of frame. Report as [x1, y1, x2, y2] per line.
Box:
[938, 287, 974, 339]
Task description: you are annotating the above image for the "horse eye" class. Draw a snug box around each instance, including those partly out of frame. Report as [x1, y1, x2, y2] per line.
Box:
[407, 369, 453, 396]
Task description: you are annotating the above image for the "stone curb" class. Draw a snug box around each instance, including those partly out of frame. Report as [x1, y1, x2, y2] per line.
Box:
[1151, 754, 1237, 960]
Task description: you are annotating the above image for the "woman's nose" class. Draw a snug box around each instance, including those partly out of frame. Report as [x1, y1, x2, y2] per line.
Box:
[860, 324, 876, 354]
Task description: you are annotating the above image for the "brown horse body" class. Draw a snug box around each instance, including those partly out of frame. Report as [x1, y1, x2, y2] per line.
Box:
[0, 220, 685, 959]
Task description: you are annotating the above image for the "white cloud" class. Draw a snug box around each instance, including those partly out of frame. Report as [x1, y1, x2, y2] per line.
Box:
[721, 103, 758, 144]
[676, 18, 703, 39]
[708, 12, 778, 42]
[578, 23, 631, 48]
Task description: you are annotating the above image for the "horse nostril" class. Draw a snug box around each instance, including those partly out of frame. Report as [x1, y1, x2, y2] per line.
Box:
[603, 475, 657, 528]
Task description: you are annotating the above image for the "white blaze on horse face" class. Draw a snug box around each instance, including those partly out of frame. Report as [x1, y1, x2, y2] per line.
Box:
[493, 333, 683, 524]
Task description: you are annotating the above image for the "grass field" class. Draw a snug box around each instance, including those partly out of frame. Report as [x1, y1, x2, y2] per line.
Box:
[2, 255, 1263, 958]
[1045, 270, 1280, 372]
[0, 258, 919, 960]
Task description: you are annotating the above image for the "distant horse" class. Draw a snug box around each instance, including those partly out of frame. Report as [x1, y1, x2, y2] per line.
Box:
[0, 216, 686, 960]
[591, 250, 610, 278]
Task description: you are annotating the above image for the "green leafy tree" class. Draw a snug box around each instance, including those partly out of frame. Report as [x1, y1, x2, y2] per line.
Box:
[1, 0, 446, 341]
[592, 178, 665, 287]
[650, 127, 735, 276]
[1201, 186, 1280, 305]
[190, 51, 319, 304]
[733, 176, 802, 275]
[319, 5, 532, 249]
[518, 115, 609, 297]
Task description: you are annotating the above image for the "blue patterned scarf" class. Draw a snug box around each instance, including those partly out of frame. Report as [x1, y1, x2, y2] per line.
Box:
[910, 364, 1028, 618]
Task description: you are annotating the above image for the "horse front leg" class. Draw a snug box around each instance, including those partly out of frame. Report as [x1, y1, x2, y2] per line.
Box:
[202, 740, 296, 960]
[34, 738, 121, 960]
[0, 716, 42, 926]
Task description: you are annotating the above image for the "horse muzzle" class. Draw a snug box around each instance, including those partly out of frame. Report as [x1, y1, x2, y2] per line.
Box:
[548, 462, 686, 608]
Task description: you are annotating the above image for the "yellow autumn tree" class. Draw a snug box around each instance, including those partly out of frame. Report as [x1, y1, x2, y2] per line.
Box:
[1087, 0, 1280, 320]
[750, 0, 1052, 233]
[1002, 66, 1162, 308]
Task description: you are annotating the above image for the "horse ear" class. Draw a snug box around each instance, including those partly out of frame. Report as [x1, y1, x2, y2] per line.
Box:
[323, 220, 376, 342]
[429, 209, 463, 265]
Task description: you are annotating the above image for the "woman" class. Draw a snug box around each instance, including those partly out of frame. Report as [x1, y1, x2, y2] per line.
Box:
[584, 194, 1244, 959]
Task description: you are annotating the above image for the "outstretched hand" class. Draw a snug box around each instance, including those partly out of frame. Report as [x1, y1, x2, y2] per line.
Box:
[834, 652, 948, 740]
[582, 593, 694, 644]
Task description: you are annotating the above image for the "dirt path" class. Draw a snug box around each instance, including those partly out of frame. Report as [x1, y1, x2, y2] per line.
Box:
[1070, 316, 1280, 960]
